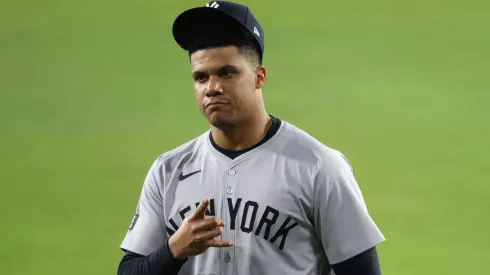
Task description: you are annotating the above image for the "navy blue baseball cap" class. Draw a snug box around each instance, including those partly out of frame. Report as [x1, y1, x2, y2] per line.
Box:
[172, 1, 265, 62]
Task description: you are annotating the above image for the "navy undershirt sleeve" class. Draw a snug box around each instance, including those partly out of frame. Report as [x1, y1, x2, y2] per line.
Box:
[331, 246, 382, 275]
[118, 244, 380, 275]
[117, 240, 187, 275]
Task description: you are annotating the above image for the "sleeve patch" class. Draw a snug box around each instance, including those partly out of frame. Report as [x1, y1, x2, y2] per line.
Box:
[129, 214, 139, 230]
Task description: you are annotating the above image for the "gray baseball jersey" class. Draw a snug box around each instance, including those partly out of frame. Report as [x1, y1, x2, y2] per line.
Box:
[120, 120, 385, 274]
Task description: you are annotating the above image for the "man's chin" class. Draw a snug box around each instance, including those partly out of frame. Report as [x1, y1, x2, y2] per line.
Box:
[207, 112, 236, 129]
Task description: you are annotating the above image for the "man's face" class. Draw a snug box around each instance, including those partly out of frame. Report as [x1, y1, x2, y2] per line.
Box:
[190, 46, 265, 128]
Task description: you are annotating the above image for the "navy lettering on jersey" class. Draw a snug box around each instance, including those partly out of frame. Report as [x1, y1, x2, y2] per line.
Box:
[240, 201, 259, 233]
[179, 205, 191, 220]
[269, 217, 299, 250]
[166, 225, 175, 236]
[227, 198, 242, 230]
[167, 198, 299, 251]
[166, 218, 180, 236]
[255, 206, 280, 240]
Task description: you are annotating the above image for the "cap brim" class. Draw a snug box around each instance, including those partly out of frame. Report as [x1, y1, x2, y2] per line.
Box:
[172, 7, 245, 51]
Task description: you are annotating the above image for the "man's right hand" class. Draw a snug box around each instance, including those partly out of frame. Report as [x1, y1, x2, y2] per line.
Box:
[168, 198, 233, 260]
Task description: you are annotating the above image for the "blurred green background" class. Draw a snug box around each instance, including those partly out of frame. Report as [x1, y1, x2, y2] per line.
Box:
[1, 0, 489, 274]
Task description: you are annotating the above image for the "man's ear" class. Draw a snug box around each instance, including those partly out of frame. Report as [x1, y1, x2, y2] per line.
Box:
[255, 66, 267, 89]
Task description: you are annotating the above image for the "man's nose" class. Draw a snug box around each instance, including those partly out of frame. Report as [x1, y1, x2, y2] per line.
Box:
[205, 76, 224, 97]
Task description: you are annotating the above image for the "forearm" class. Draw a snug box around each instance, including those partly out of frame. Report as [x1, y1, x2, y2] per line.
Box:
[331, 247, 382, 275]
[118, 240, 187, 275]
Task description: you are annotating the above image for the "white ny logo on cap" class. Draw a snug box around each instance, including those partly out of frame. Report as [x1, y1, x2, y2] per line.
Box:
[254, 26, 260, 37]
[205, 1, 220, 8]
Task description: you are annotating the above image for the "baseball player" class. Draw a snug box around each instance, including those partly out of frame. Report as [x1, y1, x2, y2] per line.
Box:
[117, 1, 386, 275]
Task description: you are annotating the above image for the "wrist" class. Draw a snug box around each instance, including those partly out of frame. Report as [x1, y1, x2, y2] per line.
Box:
[168, 235, 187, 260]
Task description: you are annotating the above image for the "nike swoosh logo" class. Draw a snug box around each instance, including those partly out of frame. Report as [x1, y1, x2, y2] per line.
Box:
[178, 170, 201, 181]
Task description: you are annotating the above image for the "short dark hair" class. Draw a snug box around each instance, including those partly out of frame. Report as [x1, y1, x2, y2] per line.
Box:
[187, 26, 262, 67]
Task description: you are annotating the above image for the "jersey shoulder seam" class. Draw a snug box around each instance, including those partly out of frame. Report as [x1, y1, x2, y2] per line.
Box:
[154, 131, 208, 164]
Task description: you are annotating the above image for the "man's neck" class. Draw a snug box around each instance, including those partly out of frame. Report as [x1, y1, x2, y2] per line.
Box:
[211, 112, 272, 151]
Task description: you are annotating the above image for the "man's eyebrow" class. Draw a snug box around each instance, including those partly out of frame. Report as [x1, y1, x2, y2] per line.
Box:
[192, 64, 239, 76]
[218, 64, 239, 71]
[191, 70, 206, 77]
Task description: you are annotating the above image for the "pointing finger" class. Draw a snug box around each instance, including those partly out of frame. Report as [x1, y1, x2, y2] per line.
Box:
[190, 198, 209, 219]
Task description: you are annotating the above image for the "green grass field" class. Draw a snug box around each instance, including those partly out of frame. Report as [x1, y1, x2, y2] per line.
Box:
[1, 0, 489, 274]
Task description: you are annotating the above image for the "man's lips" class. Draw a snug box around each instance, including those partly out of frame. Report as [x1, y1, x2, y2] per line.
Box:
[205, 101, 229, 108]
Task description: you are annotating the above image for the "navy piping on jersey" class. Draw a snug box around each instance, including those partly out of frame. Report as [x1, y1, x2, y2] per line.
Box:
[209, 115, 282, 160]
